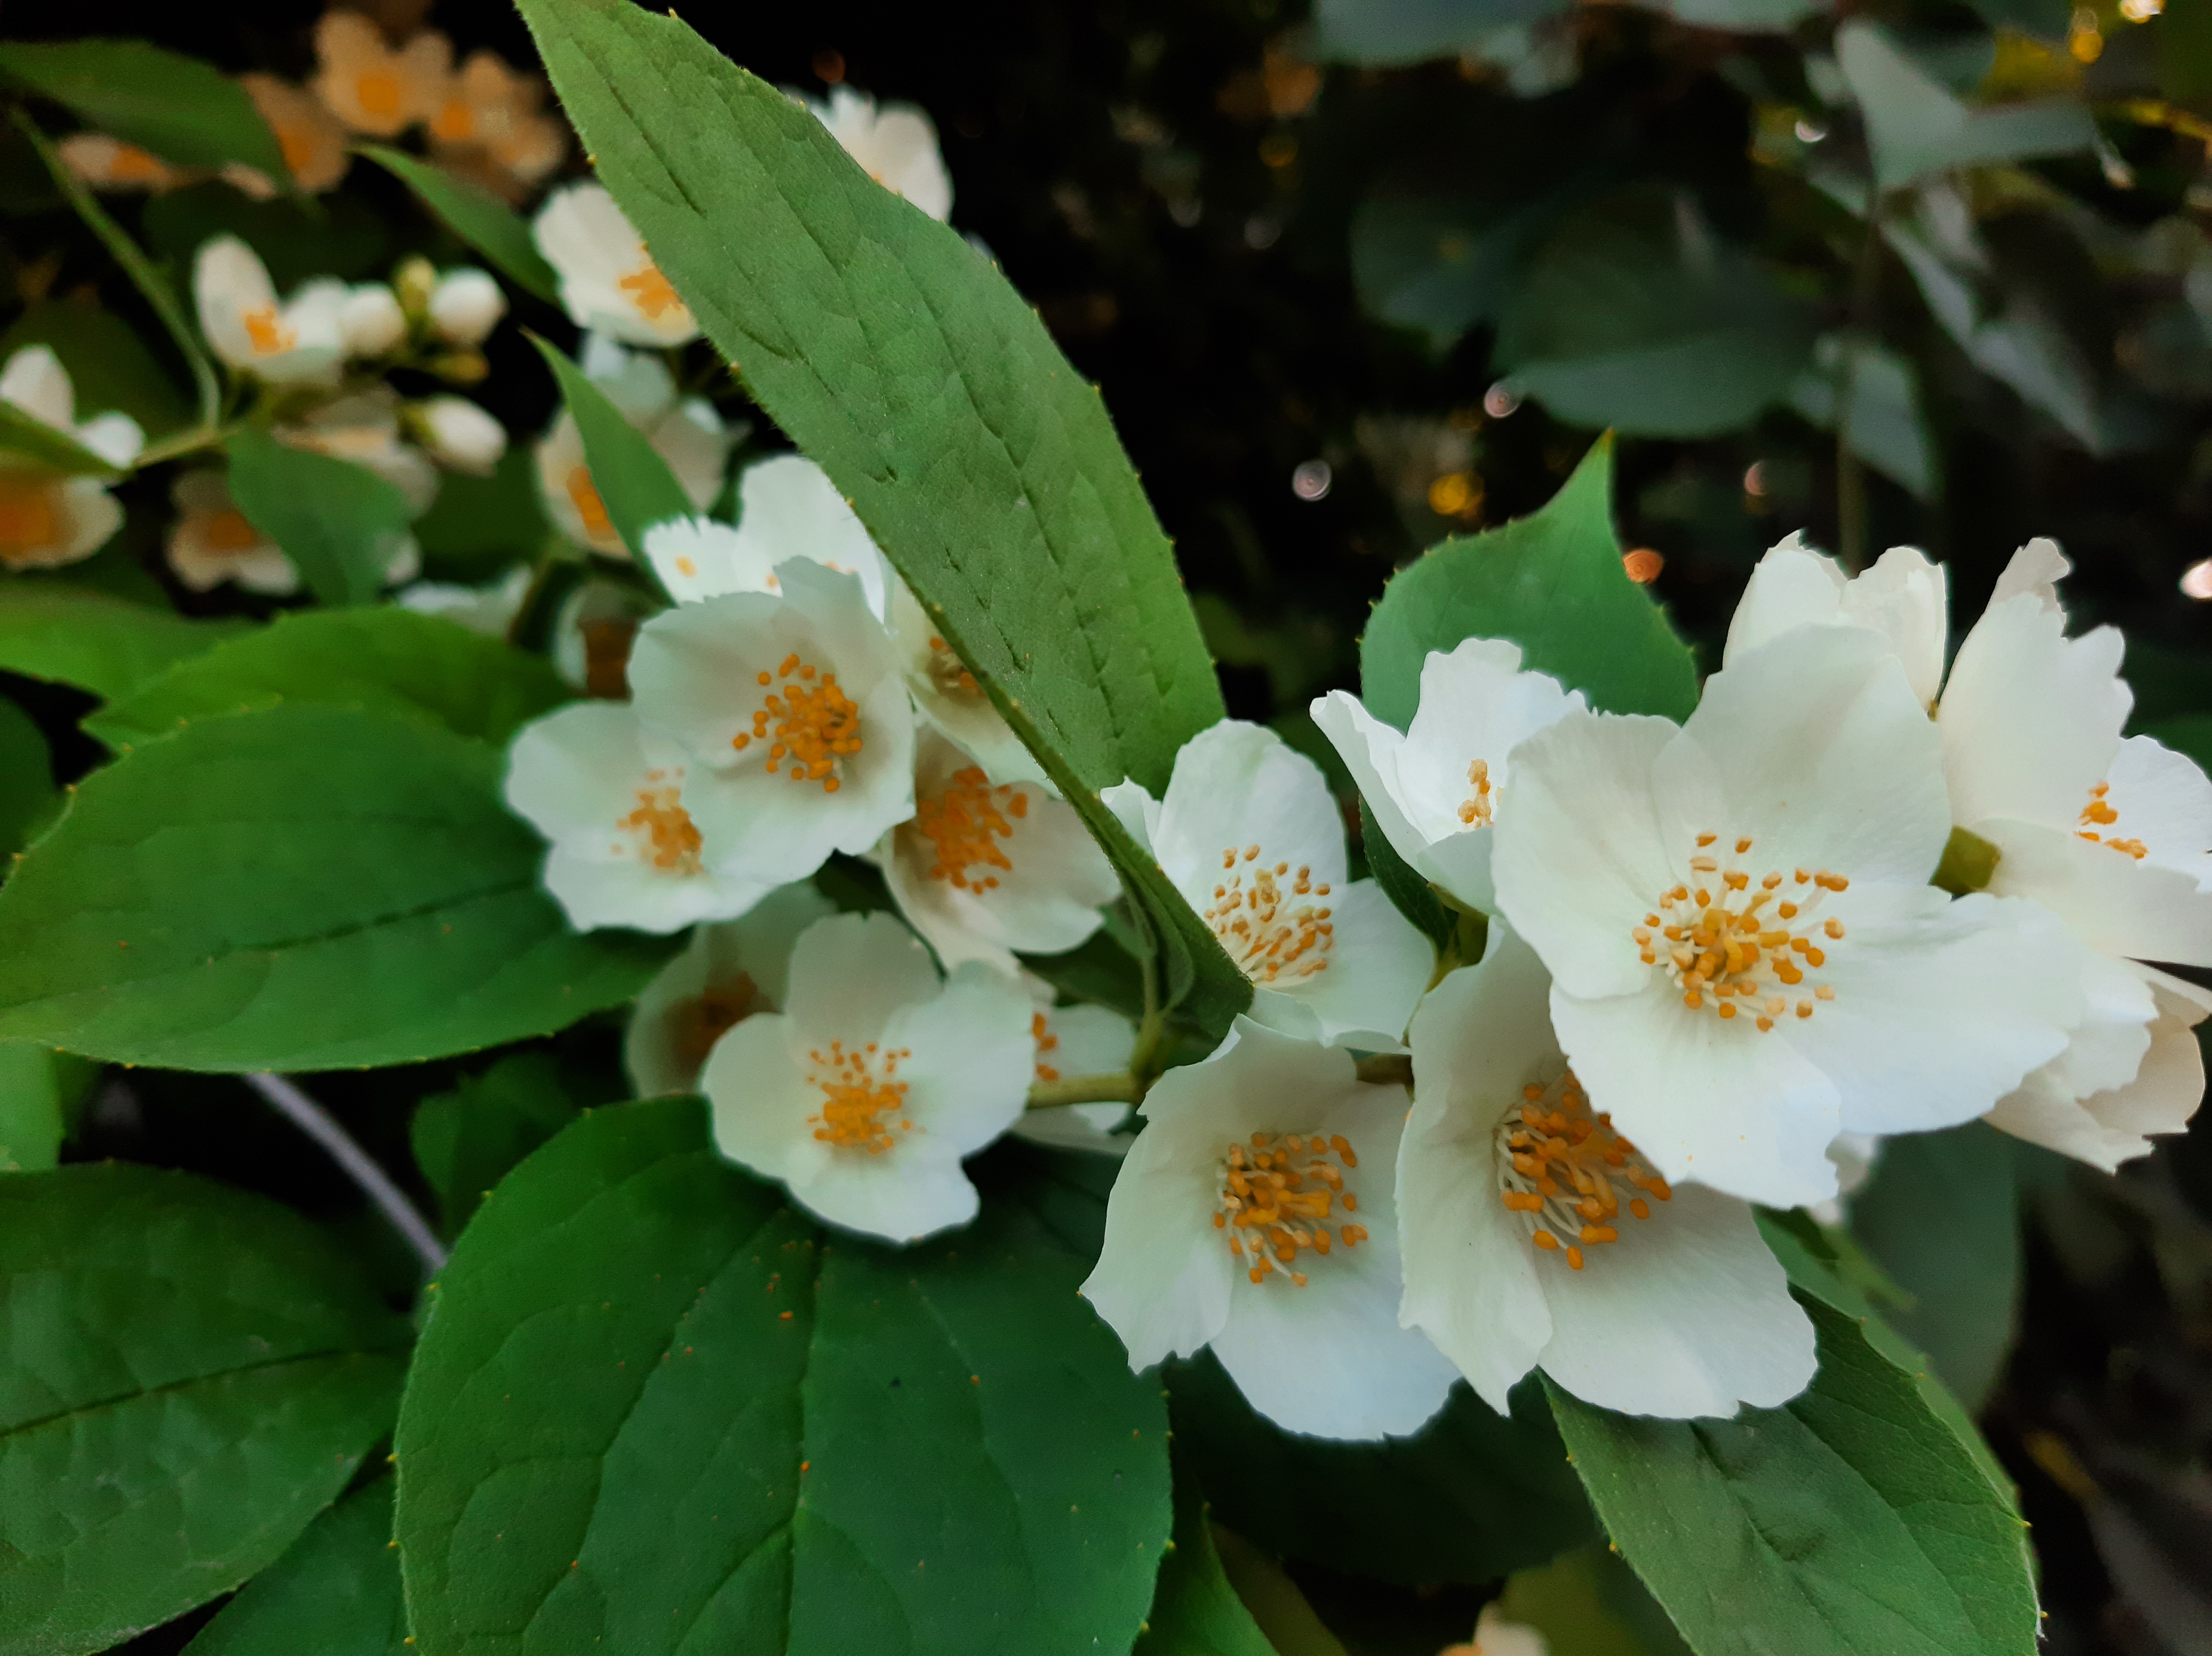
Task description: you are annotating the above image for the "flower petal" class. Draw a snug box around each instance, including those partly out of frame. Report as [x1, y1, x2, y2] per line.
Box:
[1151, 720, 1346, 899]
[888, 962, 1036, 1156]
[783, 911, 942, 1048]
[1941, 596, 2129, 832]
[1984, 817, 2212, 967]
[1244, 880, 1432, 1051]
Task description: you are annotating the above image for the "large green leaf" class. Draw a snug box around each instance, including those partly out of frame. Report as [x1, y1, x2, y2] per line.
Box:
[395, 1097, 1172, 1656]
[1546, 1292, 2037, 1656]
[86, 607, 570, 749]
[515, 0, 1247, 1031]
[359, 147, 560, 302]
[527, 333, 691, 566]
[1848, 1124, 2021, 1412]
[0, 703, 666, 1071]
[0, 581, 246, 700]
[1359, 439, 1699, 729]
[0, 1045, 88, 1172]
[225, 429, 416, 608]
[0, 699, 55, 858]
[1169, 1356, 1593, 1588]
[409, 1052, 584, 1237]
[0, 39, 288, 180]
[1836, 22, 2096, 194]
[1131, 1476, 1278, 1656]
[0, 1163, 408, 1656]
[0, 399, 121, 477]
[183, 1477, 409, 1656]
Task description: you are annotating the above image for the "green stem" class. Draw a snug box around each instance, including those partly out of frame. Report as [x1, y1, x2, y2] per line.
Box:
[13, 106, 222, 430]
[131, 420, 244, 469]
[1835, 195, 1886, 576]
[1026, 1072, 1145, 1110]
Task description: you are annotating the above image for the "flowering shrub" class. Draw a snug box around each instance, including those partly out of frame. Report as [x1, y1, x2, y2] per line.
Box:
[0, 2, 2208, 1654]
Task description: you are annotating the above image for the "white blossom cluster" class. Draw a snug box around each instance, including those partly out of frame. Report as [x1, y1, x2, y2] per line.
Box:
[508, 512, 2212, 1439]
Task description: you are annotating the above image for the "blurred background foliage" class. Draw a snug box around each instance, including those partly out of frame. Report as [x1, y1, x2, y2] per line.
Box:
[7, 0, 2212, 1651]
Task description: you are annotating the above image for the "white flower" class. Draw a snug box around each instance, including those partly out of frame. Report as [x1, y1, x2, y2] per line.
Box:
[503, 700, 769, 934]
[1081, 1017, 1459, 1440]
[311, 12, 450, 137]
[1491, 624, 2089, 1208]
[1466, 1605, 1549, 1656]
[643, 454, 889, 614]
[427, 267, 506, 347]
[56, 133, 187, 192]
[1725, 536, 2212, 1170]
[806, 85, 954, 222]
[702, 911, 1034, 1241]
[396, 565, 531, 636]
[0, 346, 141, 572]
[427, 51, 566, 194]
[1010, 971, 1136, 1156]
[1104, 720, 1434, 1051]
[194, 236, 347, 386]
[338, 283, 407, 358]
[628, 559, 916, 889]
[535, 336, 727, 558]
[624, 881, 838, 1097]
[1398, 924, 1816, 1419]
[238, 73, 351, 193]
[887, 575, 1046, 786]
[875, 728, 1120, 976]
[533, 182, 700, 347]
[165, 469, 296, 595]
[410, 396, 507, 475]
[277, 386, 440, 516]
[1311, 638, 1585, 912]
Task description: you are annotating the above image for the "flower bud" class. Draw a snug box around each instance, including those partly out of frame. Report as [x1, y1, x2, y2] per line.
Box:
[428, 267, 507, 348]
[427, 348, 490, 385]
[338, 283, 407, 358]
[410, 396, 508, 475]
[393, 255, 438, 318]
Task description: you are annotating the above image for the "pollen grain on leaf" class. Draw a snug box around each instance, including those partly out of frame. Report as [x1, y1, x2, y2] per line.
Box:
[737, 652, 863, 792]
[1637, 833, 1846, 1031]
[1205, 847, 1333, 985]
[1215, 1131, 1366, 1287]
[807, 1040, 915, 1153]
[1496, 1070, 1669, 1270]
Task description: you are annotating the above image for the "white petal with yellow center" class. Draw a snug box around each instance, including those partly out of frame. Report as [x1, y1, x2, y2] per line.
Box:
[193, 236, 347, 386]
[533, 182, 701, 348]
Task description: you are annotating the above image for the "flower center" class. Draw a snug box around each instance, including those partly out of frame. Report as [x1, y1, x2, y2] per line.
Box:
[807, 1040, 913, 1153]
[670, 972, 761, 1074]
[356, 70, 404, 117]
[2076, 782, 2147, 860]
[1495, 1070, 1670, 1271]
[1205, 846, 1333, 984]
[734, 653, 863, 792]
[109, 143, 167, 183]
[277, 125, 321, 175]
[1213, 1131, 1368, 1287]
[430, 98, 476, 143]
[242, 305, 298, 356]
[618, 263, 684, 320]
[924, 634, 981, 700]
[1636, 833, 1846, 1032]
[1031, 1010, 1060, 1081]
[909, 765, 1028, 890]
[565, 465, 614, 542]
[0, 480, 60, 555]
[1457, 757, 1496, 826]
[201, 508, 263, 553]
[617, 769, 703, 873]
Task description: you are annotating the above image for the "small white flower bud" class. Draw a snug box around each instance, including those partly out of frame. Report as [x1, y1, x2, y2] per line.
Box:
[394, 255, 437, 317]
[412, 396, 508, 476]
[338, 283, 407, 358]
[428, 268, 507, 347]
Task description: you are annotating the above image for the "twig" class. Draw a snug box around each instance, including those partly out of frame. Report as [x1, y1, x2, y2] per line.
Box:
[1835, 194, 1887, 576]
[243, 1072, 447, 1276]
[1026, 1071, 1144, 1110]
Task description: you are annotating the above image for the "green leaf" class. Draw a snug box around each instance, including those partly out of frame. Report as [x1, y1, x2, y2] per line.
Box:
[1548, 1292, 2037, 1656]
[515, 0, 1247, 1032]
[1836, 22, 2097, 194]
[2141, 711, 2212, 771]
[1132, 1475, 1279, 1656]
[0, 39, 288, 180]
[0, 1163, 408, 1656]
[0, 703, 667, 1071]
[1359, 795, 1455, 945]
[0, 299, 192, 441]
[409, 1052, 584, 1237]
[1495, 1545, 1691, 1656]
[225, 429, 416, 608]
[395, 1096, 1173, 1656]
[1788, 334, 1938, 501]
[0, 699, 56, 859]
[1360, 439, 1699, 729]
[527, 332, 692, 565]
[1349, 189, 1559, 351]
[182, 1477, 409, 1656]
[143, 182, 393, 291]
[86, 607, 570, 749]
[1169, 1354, 1593, 1587]
[0, 580, 246, 700]
[1496, 189, 1815, 437]
[414, 443, 549, 576]
[0, 399, 121, 477]
[0, 1044, 90, 1172]
[1847, 1123, 2022, 1412]
[358, 146, 560, 303]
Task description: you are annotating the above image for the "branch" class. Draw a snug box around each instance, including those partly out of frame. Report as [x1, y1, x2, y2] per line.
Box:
[243, 1072, 448, 1276]
[1026, 1071, 1144, 1110]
